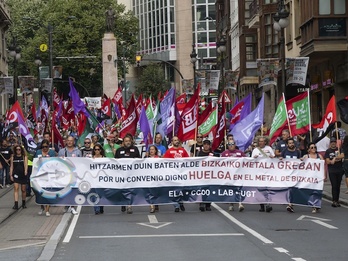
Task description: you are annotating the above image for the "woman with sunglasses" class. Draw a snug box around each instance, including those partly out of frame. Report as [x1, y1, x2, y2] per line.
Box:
[302, 142, 325, 213]
[145, 145, 160, 213]
[9, 145, 28, 210]
[34, 139, 56, 216]
[92, 144, 105, 215]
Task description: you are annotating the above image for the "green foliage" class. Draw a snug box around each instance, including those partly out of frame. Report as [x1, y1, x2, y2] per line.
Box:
[136, 63, 170, 98]
[7, 0, 138, 97]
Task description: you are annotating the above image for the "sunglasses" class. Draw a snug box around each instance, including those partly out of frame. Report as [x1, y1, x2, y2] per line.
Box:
[84, 142, 91, 144]
[197, 136, 203, 138]
[227, 143, 235, 146]
[310, 146, 317, 149]
[94, 148, 101, 151]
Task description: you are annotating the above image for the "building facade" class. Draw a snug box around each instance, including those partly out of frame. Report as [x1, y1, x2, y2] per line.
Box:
[0, 0, 10, 116]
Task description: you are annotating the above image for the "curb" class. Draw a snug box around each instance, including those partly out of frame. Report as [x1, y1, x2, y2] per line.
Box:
[37, 212, 73, 261]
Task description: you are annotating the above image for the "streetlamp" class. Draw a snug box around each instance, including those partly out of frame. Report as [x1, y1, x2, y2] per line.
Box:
[273, 0, 289, 98]
[190, 44, 198, 91]
[8, 37, 21, 105]
[217, 36, 227, 99]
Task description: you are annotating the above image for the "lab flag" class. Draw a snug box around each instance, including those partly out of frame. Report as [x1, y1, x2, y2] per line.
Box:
[232, 94, 264, 151]
[198, 107, 218, 136]
[269, 96, 287, 145]
[286, 91, 310, 136]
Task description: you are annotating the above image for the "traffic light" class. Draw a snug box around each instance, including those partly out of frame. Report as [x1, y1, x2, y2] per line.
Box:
[136, 55, 141, 67]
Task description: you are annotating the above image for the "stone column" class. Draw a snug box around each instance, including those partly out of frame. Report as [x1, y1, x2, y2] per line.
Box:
[102, 33, 118, 98]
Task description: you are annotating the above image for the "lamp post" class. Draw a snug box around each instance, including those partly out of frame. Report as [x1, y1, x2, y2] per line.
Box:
[8, 37, 21, 106]
[273, 0, 289, 99]
[217, 37, 226, 100]
[190, 44, 198, 91]
[34, 53, 42, 102]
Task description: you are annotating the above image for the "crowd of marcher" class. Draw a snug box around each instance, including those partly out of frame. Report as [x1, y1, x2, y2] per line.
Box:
[1, 116, 348, 217]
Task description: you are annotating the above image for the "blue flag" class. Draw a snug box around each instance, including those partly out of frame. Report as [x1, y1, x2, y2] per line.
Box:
[231, 94, 264, 151]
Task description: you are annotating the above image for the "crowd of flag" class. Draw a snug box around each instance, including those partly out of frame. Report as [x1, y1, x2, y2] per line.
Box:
[2, 77, 348, 156]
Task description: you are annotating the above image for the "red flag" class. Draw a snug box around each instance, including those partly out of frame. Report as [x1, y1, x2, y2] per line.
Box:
[52, 109, 65, 148]
[312, 95, 336, 130]
[101, 98, 111, 119]
[198, 101, 213, 126]
[176, 93, 186, 104]
[212, 99, 226, 150]
[31, 103, 37, 123]
[135, 94, 143, 118]
[53, 88, 61, 109]
[112, 87, 123, 105]
[177, 87, 199, 142]
[120, 95, 138, 138]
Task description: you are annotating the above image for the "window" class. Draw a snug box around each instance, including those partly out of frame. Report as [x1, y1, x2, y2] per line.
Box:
[319, 0, 346, 15]
[334, 0, 346, 14]
[319, 0, 330, 14]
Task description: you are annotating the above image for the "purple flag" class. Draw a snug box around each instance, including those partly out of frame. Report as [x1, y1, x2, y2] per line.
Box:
[229, 93, 252, 131]
[16, 110, 37, 155]
[139, 106, 153, 148]
[113, 102, 122, 119]
[68, 78, 88, 116]
[159, 88, 176, 135]
[231, 94, 264, 151]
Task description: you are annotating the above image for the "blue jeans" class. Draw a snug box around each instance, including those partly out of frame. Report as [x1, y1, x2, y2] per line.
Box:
[1, 164, 10, 185]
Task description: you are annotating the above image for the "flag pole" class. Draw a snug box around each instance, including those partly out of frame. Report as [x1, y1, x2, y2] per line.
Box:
[307, 89, 313, 142]
[283, 93, 292, 137]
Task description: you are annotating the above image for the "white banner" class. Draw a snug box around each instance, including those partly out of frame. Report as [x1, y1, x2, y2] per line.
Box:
[32, 157, 324, 190]
[286, 57, 309, 86]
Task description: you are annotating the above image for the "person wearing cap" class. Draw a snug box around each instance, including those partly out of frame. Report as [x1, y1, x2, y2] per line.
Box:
[221, 139, 246, 212]
[324, 137, 344, 207]
[103, 134, 120, 158]
[197, 139, 214, 212]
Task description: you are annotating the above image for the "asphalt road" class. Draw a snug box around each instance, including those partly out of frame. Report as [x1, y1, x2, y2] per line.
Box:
[50, 200, 348, 261]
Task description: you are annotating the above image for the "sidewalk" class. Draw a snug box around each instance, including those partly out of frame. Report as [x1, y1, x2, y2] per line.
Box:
[0, 181, 347, 257]
[0, 185, 69, 253]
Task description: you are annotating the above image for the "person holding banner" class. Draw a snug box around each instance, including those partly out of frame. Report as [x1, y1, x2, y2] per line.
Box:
[252, 136, 275, 212]
[302, 142, 325, 213]
[35, 139, 56, 216]
[115, 134, 141, 214]
[325, 137, 344, 207]
[145, 145, 160, 213]
[92, 144, 105, 215]
[221, 140, 246, 212]
[58, 136, 81, 215]
[279, 138, 302, 213]
[163, 136, 189, 212]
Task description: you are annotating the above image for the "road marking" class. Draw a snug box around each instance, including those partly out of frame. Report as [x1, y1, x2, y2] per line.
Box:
[297, 215, 338, 229]
[79, 233, 244, 239]
[211, 203, 273, 244]
[292, 258, 307, 261]
[0, 242, 45, 251]
[274, 247, 289, 253]
[63, 206, 82, 243]
[137, 215, 172, 229]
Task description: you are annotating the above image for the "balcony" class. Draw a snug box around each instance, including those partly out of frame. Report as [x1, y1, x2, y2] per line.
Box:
[248, 0, 259, 29]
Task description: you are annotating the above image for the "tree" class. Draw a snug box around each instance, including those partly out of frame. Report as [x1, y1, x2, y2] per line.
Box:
[6, 0, 138, 97]
[135, 63, 170, 98]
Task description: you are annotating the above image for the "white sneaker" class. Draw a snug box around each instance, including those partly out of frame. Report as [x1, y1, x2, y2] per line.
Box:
[0, 184, 3, 189]
[70, 207, 78, 215]
[38, 209, 43, 215]
[228, 205, 234, 211]
[46, 211, 51, 217]
[6, 184, 10, 188]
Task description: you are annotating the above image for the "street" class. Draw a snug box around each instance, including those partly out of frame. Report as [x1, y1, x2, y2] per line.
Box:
[50, 200, 347, 261]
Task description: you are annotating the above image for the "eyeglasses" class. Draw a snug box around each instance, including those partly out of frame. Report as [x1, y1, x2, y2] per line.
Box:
[94, 148, 101, 151]
[42, 146, 49, 148]
[310, 146, 317, 149]
[84, 142, 91, 144]
[197, 136, 203, 138]
[227, 143, 235, 146]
